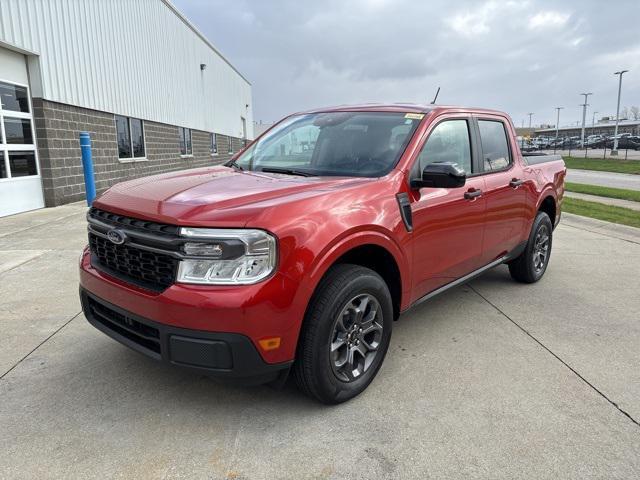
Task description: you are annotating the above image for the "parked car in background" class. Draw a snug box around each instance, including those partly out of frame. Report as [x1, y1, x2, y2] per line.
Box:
[79, 104, 566, 404]
[551, 137, 581, 149]
[586, 135, 607, 148]
[607, 136, 640, 150]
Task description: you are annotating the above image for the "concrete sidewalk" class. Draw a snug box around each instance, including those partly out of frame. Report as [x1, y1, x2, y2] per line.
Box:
[1, 204, 639, 479]
[564, 191, 640, 211]
[566, 168, 640, 191]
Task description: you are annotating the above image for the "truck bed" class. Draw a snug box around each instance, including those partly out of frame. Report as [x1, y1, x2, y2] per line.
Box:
[522, 153, 563, 166]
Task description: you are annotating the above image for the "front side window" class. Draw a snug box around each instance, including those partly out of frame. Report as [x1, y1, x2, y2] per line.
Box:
[210, 133, 218, 154]
[416, 120, 472, 174]
[233, 112, 422, 177]
[180, 127, 192, 155]
[478, 120, 511, 171]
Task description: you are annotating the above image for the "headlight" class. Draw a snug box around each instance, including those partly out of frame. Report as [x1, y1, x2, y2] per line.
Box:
[176, 228, 276, 285]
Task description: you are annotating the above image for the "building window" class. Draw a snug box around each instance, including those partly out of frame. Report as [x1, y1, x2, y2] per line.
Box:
[210, 133, 218, 155]
[3, 117, 33, 144]
[115, 116, 131, 158]
[0, 80, 38, 180]
[0, 82, 29, 113]
[131, 118, 145, 157]
[8, 151, 38, 177]
[228, 136, 234, 154]
[116, 115, 145, 160]
[180, 127, 192, 155]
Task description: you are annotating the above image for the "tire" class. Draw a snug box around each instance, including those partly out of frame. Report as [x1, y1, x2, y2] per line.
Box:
[293, 264, 393, 404]
[508, 211, 553, 283]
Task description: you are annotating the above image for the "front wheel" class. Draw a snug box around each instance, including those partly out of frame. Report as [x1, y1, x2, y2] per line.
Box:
[508, 211, 553, 283]
[293, 264, 393, 404]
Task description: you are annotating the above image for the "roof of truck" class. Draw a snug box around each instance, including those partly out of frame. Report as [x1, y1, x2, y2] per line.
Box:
[299, 103, 508, 116]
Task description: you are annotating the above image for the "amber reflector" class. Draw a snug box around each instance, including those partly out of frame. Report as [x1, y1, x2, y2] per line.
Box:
[258, 337, 281, 351]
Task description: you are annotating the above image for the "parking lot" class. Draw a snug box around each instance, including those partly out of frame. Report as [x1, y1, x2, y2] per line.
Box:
[1, 204, 639, 479]
[541, 148, 640, 160]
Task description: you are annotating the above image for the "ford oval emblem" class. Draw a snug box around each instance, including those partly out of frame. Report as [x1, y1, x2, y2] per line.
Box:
[107, 229, 127, 245]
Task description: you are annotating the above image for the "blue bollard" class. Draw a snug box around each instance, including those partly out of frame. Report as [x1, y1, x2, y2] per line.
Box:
[80, 132, 96, 206]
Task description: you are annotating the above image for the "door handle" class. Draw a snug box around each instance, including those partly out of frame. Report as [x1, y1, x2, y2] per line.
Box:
[464, 189, 482, 200]
[509, 178, 524, 188]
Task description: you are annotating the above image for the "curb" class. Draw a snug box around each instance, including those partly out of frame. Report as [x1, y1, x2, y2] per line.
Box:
[561, 212, 640, 245]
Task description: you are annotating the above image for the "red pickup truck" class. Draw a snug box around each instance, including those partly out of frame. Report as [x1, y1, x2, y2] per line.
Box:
[80, 104, 565, 404]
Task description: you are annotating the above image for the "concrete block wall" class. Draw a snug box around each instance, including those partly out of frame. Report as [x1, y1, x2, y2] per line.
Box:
[32, 99, 239, 206]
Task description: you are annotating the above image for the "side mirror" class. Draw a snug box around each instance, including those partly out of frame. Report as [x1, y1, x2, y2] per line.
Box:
[411, 162, 466, 189]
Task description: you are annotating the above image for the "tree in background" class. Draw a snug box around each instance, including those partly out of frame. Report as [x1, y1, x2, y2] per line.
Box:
[620, 106, 629, 120]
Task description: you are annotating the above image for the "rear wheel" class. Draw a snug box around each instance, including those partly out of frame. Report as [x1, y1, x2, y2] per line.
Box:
[293, 264, 393, 404]
[508, 211, 553, 283]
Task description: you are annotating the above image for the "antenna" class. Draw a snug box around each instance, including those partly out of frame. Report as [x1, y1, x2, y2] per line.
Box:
[430, 87, 440, 105]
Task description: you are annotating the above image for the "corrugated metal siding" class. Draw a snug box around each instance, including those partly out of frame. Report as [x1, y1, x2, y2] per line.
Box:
[0, 0, 253, 138]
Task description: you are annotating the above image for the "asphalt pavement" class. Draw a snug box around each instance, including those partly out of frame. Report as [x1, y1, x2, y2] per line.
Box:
[1, 204, 639, 479]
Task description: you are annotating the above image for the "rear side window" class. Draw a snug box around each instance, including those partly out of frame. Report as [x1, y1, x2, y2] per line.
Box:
[478, 120, 510, 171]
[417, 120, 472, 174]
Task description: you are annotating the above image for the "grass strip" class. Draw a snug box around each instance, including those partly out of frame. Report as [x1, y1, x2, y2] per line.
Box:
[563, 197, 640, 228]
[562, 156, 640, 175]
[565, 182, 640, 203]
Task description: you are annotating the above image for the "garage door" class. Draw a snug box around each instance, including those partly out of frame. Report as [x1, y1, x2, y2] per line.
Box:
[0, 49, 44, 217]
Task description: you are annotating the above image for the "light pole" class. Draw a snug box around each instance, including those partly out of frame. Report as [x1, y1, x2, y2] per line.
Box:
[592, 111, 598, 133]
[580, 92, 592, 147]
[612, 70, 629, 155]
[554, 107, 563, 143]
[528, 112, 534, 129]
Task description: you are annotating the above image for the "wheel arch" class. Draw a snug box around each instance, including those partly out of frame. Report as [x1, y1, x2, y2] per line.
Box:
[303, 232, 410, 321]
[537, 192, 557, 226]
[332, 244, 403, 320]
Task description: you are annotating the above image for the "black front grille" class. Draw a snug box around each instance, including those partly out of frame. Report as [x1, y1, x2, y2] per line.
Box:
[88, 207, 179, 237]
[89, 233, 178, 292]
[87, 208, 182, 292]
[87, 295, 161, 355]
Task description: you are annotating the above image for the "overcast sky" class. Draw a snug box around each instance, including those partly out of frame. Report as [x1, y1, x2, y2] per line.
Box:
[174, 0, 639, 128]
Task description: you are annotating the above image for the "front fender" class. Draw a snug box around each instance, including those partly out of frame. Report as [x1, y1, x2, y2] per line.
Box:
[295, 227, 412, 315]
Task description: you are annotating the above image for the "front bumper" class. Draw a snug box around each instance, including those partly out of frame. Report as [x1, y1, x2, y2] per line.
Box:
[81, 288, 291, 384]
[79, 247, 308, 365]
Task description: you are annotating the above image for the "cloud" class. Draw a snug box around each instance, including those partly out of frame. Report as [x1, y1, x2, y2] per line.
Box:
[528, 10, 570, 29]
[173, 0, 640, 127]
[447, 1, 499, 36]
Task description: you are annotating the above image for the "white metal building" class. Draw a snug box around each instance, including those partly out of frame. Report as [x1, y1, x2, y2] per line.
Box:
[534, 120, 640, 138]
[0, 0, 253, 217]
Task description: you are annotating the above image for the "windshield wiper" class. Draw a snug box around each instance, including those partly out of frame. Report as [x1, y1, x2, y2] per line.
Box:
[259, 167, 315, 177]
[226, 160, 244, 171]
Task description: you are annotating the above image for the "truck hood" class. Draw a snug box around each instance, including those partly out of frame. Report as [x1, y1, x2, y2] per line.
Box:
[93, 166, 373, 226]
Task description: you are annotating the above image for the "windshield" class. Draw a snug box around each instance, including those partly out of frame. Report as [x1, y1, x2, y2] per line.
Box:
[233, 112, 423, 177]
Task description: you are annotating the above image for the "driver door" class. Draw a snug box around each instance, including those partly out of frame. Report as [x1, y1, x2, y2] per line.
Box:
[407, 116, 487, 303]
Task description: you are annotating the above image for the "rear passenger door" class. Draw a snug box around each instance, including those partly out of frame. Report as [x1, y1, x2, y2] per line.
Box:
[474, 116, 527, 263]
